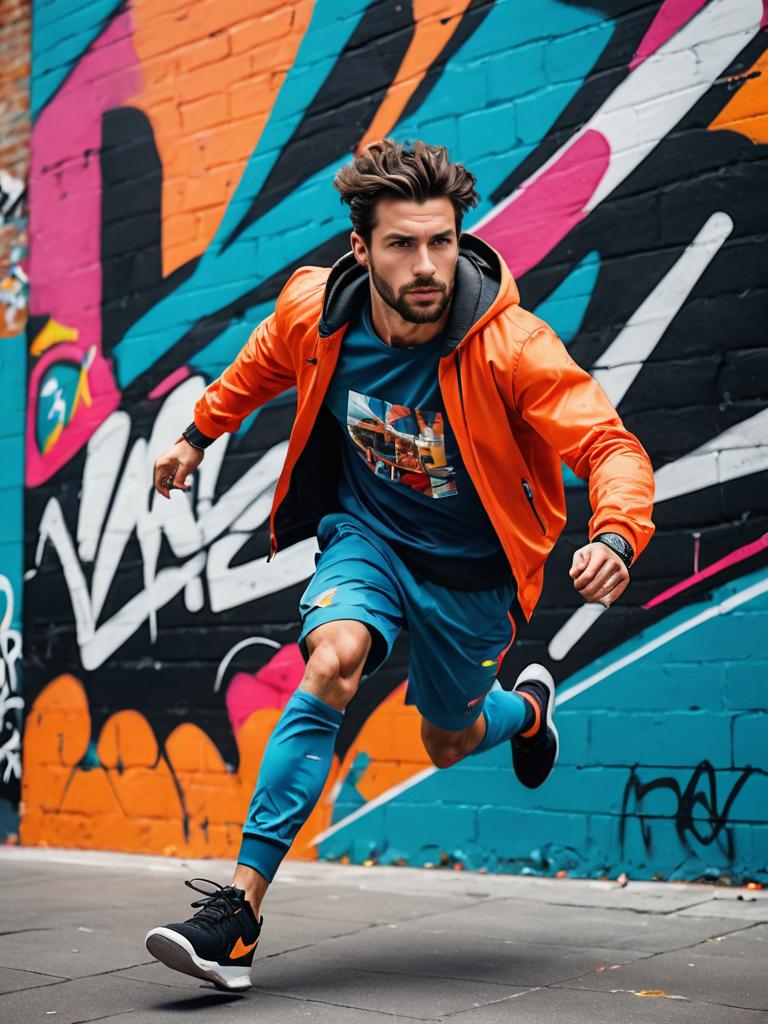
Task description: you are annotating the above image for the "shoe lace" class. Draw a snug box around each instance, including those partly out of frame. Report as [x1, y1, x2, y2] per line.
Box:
[184, 878, 243, 926]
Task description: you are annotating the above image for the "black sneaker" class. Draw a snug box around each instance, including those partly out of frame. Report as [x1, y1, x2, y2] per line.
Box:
[511, 663, 559, 788]
[145, 878, 261, 991]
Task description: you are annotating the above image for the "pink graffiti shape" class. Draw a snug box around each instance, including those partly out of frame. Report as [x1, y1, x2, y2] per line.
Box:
[475, 130, 610, 279]
[226, 643, 306, 733]
[148, 366, 192, 401]
[644, 532, 768, 610]
[629, 0, 709, 71]
[26, 11, 141, 487]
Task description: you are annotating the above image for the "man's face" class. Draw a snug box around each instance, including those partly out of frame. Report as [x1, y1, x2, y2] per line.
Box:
[352, 197, 459, 324]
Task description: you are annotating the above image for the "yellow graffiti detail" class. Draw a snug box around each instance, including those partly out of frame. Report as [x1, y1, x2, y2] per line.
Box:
[29, 318, 79, 356]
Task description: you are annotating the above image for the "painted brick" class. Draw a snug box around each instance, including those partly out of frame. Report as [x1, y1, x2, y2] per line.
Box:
[589, 712, 732, 768]
[725, 661, 768, 711]
[732, 714, 768, 770]
[386, 801, 477, 854]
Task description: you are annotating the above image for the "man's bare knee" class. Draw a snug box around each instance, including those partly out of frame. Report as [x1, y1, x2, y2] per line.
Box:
[302, 622, 371, 710]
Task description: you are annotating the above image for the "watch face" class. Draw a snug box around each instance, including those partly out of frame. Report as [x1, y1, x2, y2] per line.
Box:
[597, 533, 633, 566]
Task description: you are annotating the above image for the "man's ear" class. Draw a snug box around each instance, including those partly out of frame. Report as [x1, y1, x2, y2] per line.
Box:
[350, 231, 369, 268]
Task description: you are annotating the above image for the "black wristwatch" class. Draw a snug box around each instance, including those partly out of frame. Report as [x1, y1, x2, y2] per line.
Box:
[593, 532, 634, 570]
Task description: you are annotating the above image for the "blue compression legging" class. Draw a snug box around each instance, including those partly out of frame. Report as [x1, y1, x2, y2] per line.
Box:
[237, 686, 531, 882]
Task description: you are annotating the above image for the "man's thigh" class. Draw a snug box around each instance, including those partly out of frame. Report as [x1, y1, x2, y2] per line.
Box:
[299, 514, 405, 677]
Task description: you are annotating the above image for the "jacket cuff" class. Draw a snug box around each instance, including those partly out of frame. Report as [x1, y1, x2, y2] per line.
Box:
[182, 422, 217, 450]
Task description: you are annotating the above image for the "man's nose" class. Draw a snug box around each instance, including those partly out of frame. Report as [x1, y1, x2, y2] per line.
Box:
[412, 244, 437, 279]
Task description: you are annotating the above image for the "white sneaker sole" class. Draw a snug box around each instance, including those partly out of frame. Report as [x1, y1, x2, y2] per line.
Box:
[145, 927, 252, 991]
[513, 662, 560, 778]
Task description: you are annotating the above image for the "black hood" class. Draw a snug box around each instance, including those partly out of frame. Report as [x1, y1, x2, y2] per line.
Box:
[318, 233, 504, 353]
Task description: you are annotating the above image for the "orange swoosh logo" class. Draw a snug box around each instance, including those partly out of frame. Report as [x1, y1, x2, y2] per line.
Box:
[230, 936, 258, 959]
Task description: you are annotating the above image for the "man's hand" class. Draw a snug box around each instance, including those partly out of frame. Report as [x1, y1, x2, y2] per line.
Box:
[153, 438, 204, 499]
[569, 542, 629, 607]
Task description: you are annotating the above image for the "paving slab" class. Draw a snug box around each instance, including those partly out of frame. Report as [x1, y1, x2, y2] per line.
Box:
[273, 886, 482, 925]
[289, 923, 646, 987]
[677, 893, 768, 920]
[447, 984, 768, 1024]
[0, 847, 765, 1024]
[395, 893, 746, 953]
[554, 942, 768, 1012]
[0, 964, 66, 994]
[248, 950, 527, 1018]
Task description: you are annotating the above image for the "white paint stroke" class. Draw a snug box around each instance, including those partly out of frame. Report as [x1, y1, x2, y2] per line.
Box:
[556, 573, 768, 706]
[77, 412, 130, 564]
[655, 407, 768, 503]
[548, 603, 606, 661]
[473, 0, 761, 232]
[34, 379, 315, 670]
[592, 213, 733, 406]
[214, 636, 281, 693]
[314, 573, 768, 845]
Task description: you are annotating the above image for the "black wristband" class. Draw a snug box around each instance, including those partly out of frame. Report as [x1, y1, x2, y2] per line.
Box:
[182, 422, 216, 450]
[593, 532, 634, 569]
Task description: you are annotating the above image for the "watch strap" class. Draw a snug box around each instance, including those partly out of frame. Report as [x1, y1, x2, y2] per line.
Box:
[182, 422, 216, 450]
[593, 532, 634, 569]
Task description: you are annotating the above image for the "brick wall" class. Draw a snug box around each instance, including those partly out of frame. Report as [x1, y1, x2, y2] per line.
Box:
[0, 0, 29, 837]
[8, 0, 768, 881]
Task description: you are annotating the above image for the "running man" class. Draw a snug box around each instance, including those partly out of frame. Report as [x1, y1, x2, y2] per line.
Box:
[146, 140, 654, 990]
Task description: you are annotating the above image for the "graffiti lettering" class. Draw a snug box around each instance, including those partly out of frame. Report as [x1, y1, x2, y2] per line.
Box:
[32, 377, 316, 670]
[619, 761, 762, 860]
[0, 577, 23, 783]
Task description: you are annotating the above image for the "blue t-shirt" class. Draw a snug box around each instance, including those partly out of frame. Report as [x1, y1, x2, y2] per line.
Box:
[324, 302, 509, 588]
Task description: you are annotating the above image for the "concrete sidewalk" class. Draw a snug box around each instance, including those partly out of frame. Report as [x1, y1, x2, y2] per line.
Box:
[0, 848, 765, 1024]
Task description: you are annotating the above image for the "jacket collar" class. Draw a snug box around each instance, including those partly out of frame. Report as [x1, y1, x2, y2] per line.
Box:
[318, 234, 508, 354]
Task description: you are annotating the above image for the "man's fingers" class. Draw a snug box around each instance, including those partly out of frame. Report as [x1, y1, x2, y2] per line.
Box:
[580, 562, 629, 605]
[154, 460, 174, 499]
[572, 549, 609, 589]
[582, 564, 622, 602]
[569, 547, 592, 579]
[171, 464, 192, 492]
[598, 571, 629, 607]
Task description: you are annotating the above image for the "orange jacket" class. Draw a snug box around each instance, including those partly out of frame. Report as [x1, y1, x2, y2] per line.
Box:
[193, 236, 654, 619]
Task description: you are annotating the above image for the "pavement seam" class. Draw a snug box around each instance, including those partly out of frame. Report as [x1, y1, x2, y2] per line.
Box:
[251, 984, 442, 1021]
[68, 1009, 141, 1024]
[441, 985, 544, 1017]
[0, 927, 54, 937]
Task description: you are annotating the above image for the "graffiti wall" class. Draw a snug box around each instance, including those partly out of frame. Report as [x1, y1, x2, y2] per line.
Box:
[0, 0, 30, 839]
[11, 0, 768, 881]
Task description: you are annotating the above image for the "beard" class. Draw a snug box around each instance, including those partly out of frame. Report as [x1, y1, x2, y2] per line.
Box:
[369, 261, 452, 324]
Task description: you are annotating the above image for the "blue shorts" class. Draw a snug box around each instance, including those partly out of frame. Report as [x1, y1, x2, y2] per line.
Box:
[298, 513, 517, 732]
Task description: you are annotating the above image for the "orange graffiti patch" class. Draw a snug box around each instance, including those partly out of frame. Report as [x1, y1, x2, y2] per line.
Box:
[710, 52, 768, 145]
[359, 0, 473, 150]
[19, 673, 340, 862]
[127, 0, 314, 276]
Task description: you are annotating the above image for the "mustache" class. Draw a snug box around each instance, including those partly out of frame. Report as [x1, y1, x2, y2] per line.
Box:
[402, 278, 447, 296]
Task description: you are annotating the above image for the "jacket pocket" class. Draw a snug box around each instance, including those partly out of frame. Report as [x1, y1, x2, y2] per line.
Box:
[522, 479, 546, 534]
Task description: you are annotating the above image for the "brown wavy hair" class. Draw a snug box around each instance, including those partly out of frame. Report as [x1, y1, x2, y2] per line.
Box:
[333, 139, 479, 241]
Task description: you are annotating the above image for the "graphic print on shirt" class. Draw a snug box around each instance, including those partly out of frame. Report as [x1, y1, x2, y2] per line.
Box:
[346, 390, 458, 500]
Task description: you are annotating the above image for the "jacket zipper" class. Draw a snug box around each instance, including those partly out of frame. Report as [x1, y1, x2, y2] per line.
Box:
[522, 479, 546, 534]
